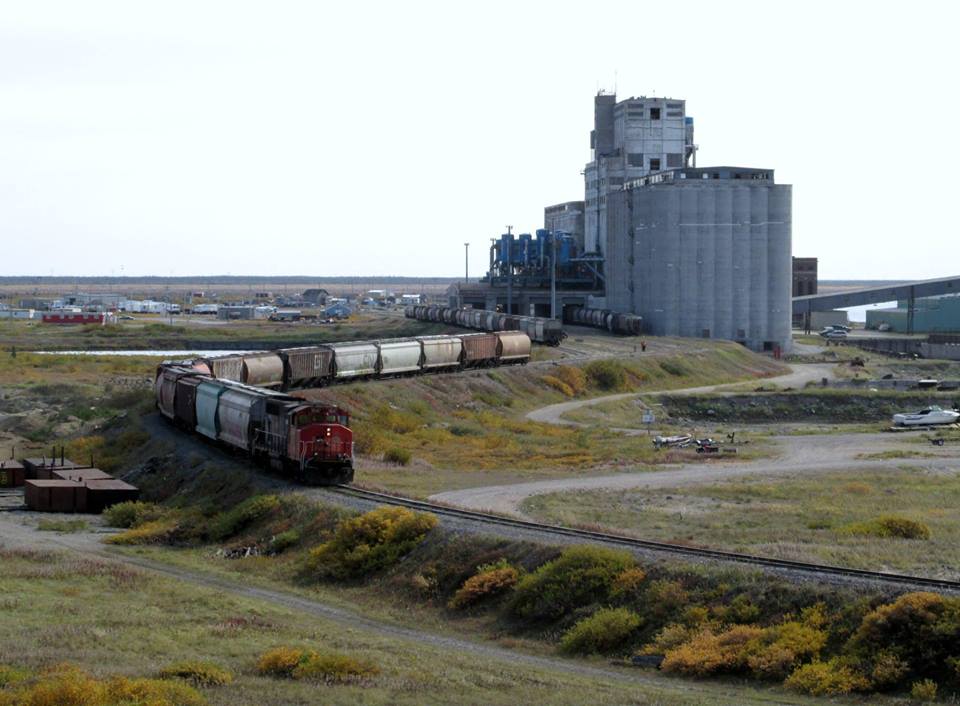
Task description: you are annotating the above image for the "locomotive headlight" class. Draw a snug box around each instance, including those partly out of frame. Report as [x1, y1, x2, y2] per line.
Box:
[326, 429, 331, 436]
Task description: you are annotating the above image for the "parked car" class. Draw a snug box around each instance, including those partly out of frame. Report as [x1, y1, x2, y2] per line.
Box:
[819, 329, 847, 339]
[892, 406, 960, 427]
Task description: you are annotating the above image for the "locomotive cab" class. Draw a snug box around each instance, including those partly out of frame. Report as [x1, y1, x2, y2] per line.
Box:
[288, 404, 354, 484]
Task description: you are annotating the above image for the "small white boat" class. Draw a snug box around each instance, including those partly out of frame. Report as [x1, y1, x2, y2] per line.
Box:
[892, 406, 960, 427]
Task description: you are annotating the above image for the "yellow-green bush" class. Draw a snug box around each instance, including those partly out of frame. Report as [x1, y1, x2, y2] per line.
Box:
[256, 647, 304, 677]
[308, 507, 438, 580]
[911, 679, 938, 701]
[369, 405, 419, 433]
[583, 360, 627, 391]
[842, 515, 931, 540]
[291, 652, 378, 683]
[383, 447, 412, 466]
[784, 659, 870, 696]
[106, 518, 179, 545]
[661, 625, 764, 677]
[448, 560, 519, 610]
[555, 366, 587, 395]
[0, 663, 206, 706]
[103, 501, 165, 529]
[510, 546, 636, 620]
[0, 665, 28, 687]
[542, 375, 574, 397]
[256, 648, 377, 683]
[560, 607, 643, 655]
[849, 592, 960, 680]
[158, 661, 233, 687]
[746, 621, 828, 680]
[610, 567, 647, 599]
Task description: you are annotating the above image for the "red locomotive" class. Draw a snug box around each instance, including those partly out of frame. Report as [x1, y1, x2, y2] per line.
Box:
[156, 364, 353, 484]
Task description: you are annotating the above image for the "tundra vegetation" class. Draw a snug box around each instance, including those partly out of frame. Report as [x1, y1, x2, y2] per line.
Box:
[521, 469, 959, 576]
[95, 495, 960, 700]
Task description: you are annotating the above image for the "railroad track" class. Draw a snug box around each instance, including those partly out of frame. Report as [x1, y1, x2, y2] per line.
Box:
[331, 485, 960, 593]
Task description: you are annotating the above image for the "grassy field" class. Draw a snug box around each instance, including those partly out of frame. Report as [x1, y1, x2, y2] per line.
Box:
[520, 468, 960, 577]
[301, 342, 784, 496]
[0, 312, 453, 351]
[0, 545, 846, 706]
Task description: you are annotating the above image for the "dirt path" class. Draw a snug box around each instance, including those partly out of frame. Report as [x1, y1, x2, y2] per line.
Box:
[525, 363, 835, 426]
[429, 430, 959, 515]
[0, 513, 817, 704]
[431, 362, 960, 515]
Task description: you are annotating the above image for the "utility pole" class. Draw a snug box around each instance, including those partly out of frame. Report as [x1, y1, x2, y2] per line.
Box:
[505, 226, 513, 315]
[464, 242, 469, 283]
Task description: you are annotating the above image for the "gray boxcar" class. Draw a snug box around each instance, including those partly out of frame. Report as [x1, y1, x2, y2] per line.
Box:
[378, 340, 423, 375]
[330, 342, 380, 379]
[418, 335, 463, 369]
[242, 353, 285, 388]
[281, 346, 334, 388]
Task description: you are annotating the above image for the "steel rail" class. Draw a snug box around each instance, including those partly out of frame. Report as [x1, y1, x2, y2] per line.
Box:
[331, 485, 960, 592]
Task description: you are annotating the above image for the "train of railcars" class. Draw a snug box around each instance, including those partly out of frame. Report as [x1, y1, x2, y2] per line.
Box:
[154, 365, 354, 484]
[185, 331, 531, 392]
[405, 305, 566, 346]
[564, 307, 643, 336]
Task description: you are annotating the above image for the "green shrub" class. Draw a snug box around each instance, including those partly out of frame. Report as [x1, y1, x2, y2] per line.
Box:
[308, 507, 438, 580]
[849, 592, 960, 681]
[448, 559, 519, 609]
[659, 360, 689, 376]
[583, 360, 626, 391]
[785, 659, 870, 696]
[842, 515, 931, 540]
[209, 495, 280, 541]
[510, 546, 635, 620]
[911, 679, 938, 701]
[103, 501, 165, 529]
[292, 652, 378, 683]
[159, 660, 234, 686]
[383, 447, 412, 466]
[270, 529, 301, 554]
[0, 664, 29, 687]
[560, 607, 643, 655]
[370, 405, 419, 433]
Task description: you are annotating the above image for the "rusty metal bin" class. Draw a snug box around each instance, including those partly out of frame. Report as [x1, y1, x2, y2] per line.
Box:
[53, 468, 113, 483]
[24, 479, 84, 512]
[83, 480, 140, 514]
[0, 461, 24, 488]
[22, 458, 91, 480]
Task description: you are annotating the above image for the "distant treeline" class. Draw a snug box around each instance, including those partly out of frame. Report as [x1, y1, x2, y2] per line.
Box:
[0, 275, 464, 285]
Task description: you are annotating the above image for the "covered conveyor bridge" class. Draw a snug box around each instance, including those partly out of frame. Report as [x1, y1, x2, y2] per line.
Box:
[793, 275, 960, 334]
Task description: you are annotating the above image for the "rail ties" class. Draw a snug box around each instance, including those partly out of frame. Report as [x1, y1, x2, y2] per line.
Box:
[330, 485, 960, 593]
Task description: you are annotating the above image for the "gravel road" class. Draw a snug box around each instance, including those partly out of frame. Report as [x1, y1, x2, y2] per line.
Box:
[434, 363, 959, 516]
[525, 363, 836, 426]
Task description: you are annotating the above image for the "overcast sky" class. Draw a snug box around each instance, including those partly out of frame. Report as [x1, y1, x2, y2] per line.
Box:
[1, 1, 957, 279]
